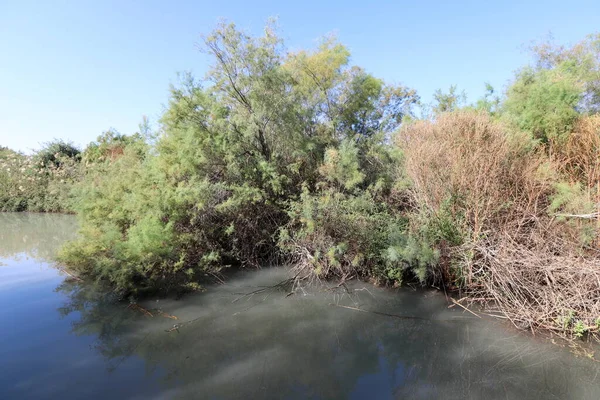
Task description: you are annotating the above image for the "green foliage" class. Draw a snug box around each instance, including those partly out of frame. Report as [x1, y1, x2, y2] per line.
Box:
[432, 85, 467, 115]
[504, 65, 582, 143]
[58, 137, 183, 294]
[473, 83, 501, 115]
[318, 139, 365, 191]
[83, 129, 145, 163]
[386, 228, 439, 284]
[0, 141, 82, 212]
[280, 187, 404, 281]
[503, 35, 600, 144]
[556, 311, 589, 339]
[34, 140, 81, 168]
[574, 320, 588, 339]
[531, 33, 600, 113]
[386, 200, 464, 285]
[278, 108, 423, 285]
[549, 181, 595, 215]
[557, 310, 576, 331]
[57, 21, 418, 294]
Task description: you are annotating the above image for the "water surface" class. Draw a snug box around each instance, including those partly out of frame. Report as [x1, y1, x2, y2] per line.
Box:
[1, 213, 600, 399]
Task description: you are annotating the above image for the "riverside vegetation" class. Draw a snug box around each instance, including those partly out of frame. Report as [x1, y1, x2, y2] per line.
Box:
[4, 22, 600, 342]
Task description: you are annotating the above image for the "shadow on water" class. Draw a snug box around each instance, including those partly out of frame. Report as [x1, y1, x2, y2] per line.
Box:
[56, 269, 600, 400]
[2, 213, 600, 399]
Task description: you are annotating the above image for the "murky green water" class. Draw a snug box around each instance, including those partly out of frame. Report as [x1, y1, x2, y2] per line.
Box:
[1, 213, 600, 399]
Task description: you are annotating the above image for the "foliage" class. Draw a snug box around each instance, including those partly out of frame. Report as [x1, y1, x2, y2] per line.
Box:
[34, 140, 81, 168]
[57, 136, 181, 294]
[83, 129, 145, 163]
[0, 141, 82, 212]
[531, 33, 600, 113]
[58, 21, 418, 295]
[279, 112, 418, 285]
[280, 187, 402, 281]
[503, 65, 582, 144]
[5, 22, 600, 342]
[473, 83, 501, 115]
[431, 85, 467, 115]
[504, 34, 600, 144]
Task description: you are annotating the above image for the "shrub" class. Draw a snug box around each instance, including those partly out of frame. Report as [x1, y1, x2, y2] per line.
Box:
[396, 111, 554, 284]
[58, 22, 418, 295]
[0, 142, 81, 212]
[280, 187, 404, 283]
[554, 114, 600, 189]
[503, 65, 582, 144]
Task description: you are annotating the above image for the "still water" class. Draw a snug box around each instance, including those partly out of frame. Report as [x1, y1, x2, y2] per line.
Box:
[1, 213, 600, 399]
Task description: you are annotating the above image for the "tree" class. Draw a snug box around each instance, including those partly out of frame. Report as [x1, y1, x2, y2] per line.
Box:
[34, 140, 81, 169]
[474, 83, 500, 115]
[60, 21, 418, 294]
[531, 33, 600, 113]
[432, 85, 466, 115]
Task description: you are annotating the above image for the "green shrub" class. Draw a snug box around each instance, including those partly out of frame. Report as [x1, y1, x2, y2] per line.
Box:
[0, 141, 81, 212]
[58, 21, 418, 295]
[503, 65, 582, 144]
[280, 187, 403, 281]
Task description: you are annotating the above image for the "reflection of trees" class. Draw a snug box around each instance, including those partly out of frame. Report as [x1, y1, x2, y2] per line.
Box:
[55, 280, 136, 368]
[0, 213, 77, 261]
[4, 213, 595, 397]
[56, 273, 600, 400]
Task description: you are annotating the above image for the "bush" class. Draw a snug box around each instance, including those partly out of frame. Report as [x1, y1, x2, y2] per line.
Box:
[280, 187, 405, 283]
[555, 115, 600, 188]
[58, 138, 183, 294]
[503, 65, 582, 144]
[0, 141, 81, 212]
[57, 22, 418, 295]
[396, 111, 554, 284]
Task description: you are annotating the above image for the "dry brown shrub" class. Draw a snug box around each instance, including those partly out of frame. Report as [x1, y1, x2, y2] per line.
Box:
[398, 111, 600, 339]
[556, 114, 600, 188]
[470, 236, 600, 340]
[398, 111, 553, 239]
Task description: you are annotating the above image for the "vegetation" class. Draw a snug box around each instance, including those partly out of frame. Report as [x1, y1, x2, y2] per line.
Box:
[0, 141, 81, 212]
[56, 21, 418, 295]
[4, 23, 600, 340]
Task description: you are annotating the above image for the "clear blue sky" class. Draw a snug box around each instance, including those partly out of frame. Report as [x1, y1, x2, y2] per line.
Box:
[1, 0, 599, 153]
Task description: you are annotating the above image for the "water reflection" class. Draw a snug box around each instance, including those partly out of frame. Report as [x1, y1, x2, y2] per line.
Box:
[0, 213, 159, 399]
[2, 213, 600, 400]
[57, 269, 600, 400]
[0, 212, 77, 261]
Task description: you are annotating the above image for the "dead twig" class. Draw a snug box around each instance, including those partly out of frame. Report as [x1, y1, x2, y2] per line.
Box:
[60, 268, 83, 282]
[232, 275, 297, 303]
[449, 298, 481, 318]
[127, 304, 153, 317]
[330, 303, 431, 321]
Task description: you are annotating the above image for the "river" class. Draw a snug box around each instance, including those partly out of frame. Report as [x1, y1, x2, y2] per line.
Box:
[1, 213, 600, 399]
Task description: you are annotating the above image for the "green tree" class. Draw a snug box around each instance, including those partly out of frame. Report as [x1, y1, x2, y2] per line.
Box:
[60, 21, 418, 294]
[503, 34, 600, 144]
[503, 65, 582, 143]
[474, 83, 501, 114]
[531, 33, 600, 112]
[432, 85, 466, 115]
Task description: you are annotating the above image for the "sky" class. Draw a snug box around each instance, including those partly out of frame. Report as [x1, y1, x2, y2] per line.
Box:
[1, 0, 599, 153]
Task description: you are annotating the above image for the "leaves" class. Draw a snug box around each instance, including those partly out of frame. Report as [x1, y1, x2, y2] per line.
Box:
[55, 21, 417, 294]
